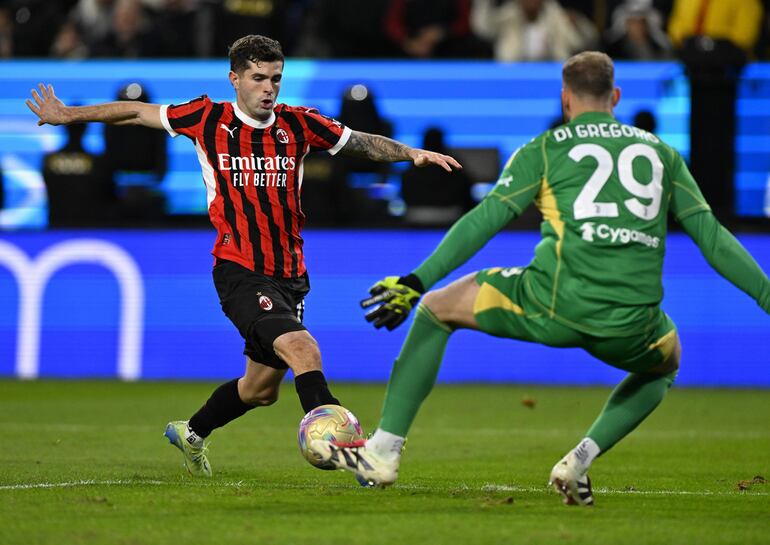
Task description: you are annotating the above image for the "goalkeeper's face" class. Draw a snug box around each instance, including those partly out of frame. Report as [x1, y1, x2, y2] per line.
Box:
[229, 60, 283, 121]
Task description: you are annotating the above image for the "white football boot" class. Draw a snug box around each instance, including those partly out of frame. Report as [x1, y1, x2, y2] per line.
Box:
[310, 439, 399, 487]
[549, 452, 594, 506]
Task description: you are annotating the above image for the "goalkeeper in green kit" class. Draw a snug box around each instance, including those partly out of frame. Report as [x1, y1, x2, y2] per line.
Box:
[311, 51, 770, 505]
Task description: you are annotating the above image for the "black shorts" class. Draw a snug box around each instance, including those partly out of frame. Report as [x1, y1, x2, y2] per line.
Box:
[213, 259, 310, 369]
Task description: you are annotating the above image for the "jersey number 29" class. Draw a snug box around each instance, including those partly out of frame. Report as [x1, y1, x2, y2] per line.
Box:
[570, 143, 663, 221]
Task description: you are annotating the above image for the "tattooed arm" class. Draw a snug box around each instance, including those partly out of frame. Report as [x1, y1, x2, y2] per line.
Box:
[342, 131, 414, 162]
[341, 130, 462, 172]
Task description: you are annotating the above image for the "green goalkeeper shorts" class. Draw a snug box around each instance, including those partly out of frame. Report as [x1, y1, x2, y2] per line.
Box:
[473, 267, 678, 374]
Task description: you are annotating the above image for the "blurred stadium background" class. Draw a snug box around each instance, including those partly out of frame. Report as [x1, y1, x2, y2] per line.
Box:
[0, 0, 768, 387]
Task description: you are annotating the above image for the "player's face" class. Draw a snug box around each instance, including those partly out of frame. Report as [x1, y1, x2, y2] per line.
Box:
[230, 60, 283, 121]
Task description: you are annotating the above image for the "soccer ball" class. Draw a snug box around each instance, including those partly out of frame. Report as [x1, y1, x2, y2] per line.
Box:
[298, 404, 364, 469]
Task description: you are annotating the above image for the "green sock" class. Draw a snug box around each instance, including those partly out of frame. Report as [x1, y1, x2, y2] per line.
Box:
[586, 371, 677, 453]
[378, 304, 452, 437]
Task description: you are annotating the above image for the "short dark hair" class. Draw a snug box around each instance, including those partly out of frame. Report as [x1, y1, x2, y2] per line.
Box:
[228, 35, 284, 73]
[562, 51, 614, 100]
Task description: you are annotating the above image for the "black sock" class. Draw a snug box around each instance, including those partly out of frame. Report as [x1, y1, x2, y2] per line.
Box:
[188, 378, 255, 438]
[294, 370, 340, 414]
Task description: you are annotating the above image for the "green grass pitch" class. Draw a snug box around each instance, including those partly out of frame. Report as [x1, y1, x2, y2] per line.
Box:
[1, 380, 768, 545]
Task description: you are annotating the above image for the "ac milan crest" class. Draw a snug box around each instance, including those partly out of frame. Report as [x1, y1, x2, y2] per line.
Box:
[258, 294, 273, 311]
[276, 128, 290, 144]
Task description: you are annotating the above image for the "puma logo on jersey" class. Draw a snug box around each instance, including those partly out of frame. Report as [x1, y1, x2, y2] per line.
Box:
[498, 175, 513, 187]
[579, 222, 660, 248]
[220, 124, 238, 138]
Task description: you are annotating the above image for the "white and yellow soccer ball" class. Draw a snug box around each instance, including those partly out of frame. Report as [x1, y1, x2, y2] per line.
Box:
[298, 404, 364, 469]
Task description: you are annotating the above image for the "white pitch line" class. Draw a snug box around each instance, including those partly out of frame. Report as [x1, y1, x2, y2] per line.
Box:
[0, 479, 767, 497]
[478, 484, 770, 497]
[0, 479, 166, 490]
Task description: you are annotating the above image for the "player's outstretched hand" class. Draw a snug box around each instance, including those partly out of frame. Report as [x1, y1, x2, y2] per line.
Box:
[360, 276, 423, 330]
[411, 149, 462, 172]
[25, 83, 69, 126]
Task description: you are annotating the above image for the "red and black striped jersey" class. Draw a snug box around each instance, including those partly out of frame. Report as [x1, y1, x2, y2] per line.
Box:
[160, 96, 351, 278]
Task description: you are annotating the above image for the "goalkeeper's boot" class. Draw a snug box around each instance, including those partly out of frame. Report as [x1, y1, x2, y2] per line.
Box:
[164, 421, 212, 477]
[310, 439, 399, 487]
[549, 452, 594, 506]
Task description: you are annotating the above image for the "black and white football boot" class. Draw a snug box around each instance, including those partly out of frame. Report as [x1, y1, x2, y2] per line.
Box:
[310, 439, 399, 487]
[549, 452, 595, 506]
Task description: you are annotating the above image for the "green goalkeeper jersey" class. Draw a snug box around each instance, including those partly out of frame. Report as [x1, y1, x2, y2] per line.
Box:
[416, 111, 713, 337]
[493, 111, 710, 335]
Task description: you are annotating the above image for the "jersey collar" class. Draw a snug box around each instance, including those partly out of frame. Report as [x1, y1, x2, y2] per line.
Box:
[232, 102, 276, 129]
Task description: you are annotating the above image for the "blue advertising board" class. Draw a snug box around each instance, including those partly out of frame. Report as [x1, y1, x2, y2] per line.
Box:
[0, 230, 768, 386]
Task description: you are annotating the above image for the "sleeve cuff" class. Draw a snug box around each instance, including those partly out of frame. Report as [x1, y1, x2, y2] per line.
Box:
[327, 126, 352, 156]
[398, 273, 425, 294]
[159, 105, 179, 137]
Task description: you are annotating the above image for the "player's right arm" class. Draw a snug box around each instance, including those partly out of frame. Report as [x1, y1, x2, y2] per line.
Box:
[362, 136, 545, 330]
[411, 137, 545, 289]
[26, 83, 164, 129]
[362, 195, 520, 329]
[669, 150, 770, 313]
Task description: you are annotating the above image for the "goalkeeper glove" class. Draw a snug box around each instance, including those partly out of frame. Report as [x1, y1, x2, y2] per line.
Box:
[360, 274, 425, 330]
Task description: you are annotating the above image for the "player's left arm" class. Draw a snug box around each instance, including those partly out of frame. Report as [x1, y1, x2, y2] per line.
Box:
[341, 130, 462, 172]
[679, 212, 770, 314]
[670, 151, 770, 313]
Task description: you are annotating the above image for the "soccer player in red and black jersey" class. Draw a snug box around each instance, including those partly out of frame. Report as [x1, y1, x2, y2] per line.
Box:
[27, 34, 461, 476]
